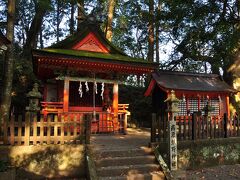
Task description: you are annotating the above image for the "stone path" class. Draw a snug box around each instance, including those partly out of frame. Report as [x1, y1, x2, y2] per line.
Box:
[90, 128, 151, 150]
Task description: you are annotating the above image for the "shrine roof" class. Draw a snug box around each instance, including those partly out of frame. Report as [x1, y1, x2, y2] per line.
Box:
[48, 21, 126, 55]
[33, 48, 153, 64]
[145, 71, 236, 96]
[153, 71, 236, 92]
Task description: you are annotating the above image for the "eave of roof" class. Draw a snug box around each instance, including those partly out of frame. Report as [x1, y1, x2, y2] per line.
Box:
[33, 49, 157, 66]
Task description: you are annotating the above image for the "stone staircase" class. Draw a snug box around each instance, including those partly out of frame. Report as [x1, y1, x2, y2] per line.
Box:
[92, 147, 165, 180]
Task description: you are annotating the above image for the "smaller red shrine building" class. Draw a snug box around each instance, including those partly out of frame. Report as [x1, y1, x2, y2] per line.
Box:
[145, 71, 236, 117]
[32, 18, 157, 133]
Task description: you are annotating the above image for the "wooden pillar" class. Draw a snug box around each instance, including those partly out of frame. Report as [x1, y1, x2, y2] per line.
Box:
[63, 78, 69, 112]
[113, 83, 119, 130]
[226, 95, 230, 118]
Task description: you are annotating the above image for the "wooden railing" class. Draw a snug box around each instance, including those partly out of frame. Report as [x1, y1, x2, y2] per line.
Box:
[0, 112, 90, 145]
[41, 101, 63, 114]
[151, 113, 240, 142]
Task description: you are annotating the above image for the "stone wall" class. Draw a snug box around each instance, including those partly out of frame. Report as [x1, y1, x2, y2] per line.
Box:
[0, 145, 85, 179]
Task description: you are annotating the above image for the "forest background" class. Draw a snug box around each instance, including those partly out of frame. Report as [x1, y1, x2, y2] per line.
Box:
[0, 0, 239, 126]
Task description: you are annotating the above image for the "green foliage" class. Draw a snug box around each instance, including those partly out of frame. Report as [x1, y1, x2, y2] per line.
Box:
[119, 85, 152, 127]
[159, 0, 240, 79]
[0, 161, 7, 172]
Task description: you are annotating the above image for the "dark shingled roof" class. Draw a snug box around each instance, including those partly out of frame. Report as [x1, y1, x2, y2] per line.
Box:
[152, 71, 236, 93]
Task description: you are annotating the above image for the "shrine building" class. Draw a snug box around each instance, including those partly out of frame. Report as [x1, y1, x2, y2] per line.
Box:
[32, 18, 158, 133]
[145, 71, 236, 118]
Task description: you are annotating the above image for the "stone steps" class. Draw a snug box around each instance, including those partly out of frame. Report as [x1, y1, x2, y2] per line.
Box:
[96, 155, 156, 167]
[99, 171, 165, 180]
[97, 164, 160, 177]
[92, 147, 165, 180]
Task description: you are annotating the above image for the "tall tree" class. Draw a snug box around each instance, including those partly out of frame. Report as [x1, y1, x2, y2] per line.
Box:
[155, 0, 161, 63]
[105, 0, 116, 41]
[22, 0, 51, 59]
[77, 0, 85, 31]
[160, 0, 240, 85]
[69, 0, 75, 34]
[0, 0, 15, 123]
[147, 0, 154, 62]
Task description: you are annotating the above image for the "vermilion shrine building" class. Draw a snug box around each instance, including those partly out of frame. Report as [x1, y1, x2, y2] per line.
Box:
[32, 19, 157, 133]
[145, 71, 236, 118]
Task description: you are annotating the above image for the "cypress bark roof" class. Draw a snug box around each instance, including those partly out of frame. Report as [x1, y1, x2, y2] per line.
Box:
[152, 71, 236, 93]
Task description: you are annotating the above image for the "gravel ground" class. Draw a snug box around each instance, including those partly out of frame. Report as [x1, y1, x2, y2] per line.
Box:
[185, 164, 240, 180]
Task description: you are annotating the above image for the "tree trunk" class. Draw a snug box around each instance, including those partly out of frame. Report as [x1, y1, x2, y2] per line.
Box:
[22, 0, 50, 59]
[77, 0, 85, 31]
[69, 0, 75, 34]
[56, 0, 60, 42]
[155, 0, 161, 63]
[148, 0, 154, 62]
[0, 0, 15, 124]
[105, 0, 116, 41]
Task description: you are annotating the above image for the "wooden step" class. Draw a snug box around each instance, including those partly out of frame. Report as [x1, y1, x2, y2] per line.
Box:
[96, 155, 157, 167]
[97, 164, 160, 177]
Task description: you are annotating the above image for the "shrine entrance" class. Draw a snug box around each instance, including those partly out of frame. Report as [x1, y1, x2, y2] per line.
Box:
[32, 17, 157, 136]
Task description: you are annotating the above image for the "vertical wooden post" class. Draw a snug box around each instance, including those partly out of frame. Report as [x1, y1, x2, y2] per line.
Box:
[33, 113, 37, 145]
[63, 77, 69, 112]
[18, 115, 22, 145]
[25, 112, 30, 146]
[113, 83, 119, 131]
[10, 115, 14, 145]
[123, 113, 128, 134]
[40, 114, 44, 145]
[47, 115, 51, 144]
[151, 113, 156, 143]
[85, 114, 91, 144]
[224, 113, 228, 138]
[54, 114, 58, 144]
[192, 113, 197, 140]
[3, 120, 8, 144]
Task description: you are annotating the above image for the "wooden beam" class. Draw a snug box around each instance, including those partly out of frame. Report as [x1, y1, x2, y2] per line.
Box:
[56, 76, 123, 84]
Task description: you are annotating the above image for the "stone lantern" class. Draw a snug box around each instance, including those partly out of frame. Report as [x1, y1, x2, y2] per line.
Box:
[26, 83, 42, 112]
[164, 90, 180, 171]
[164, 90, 180, 120]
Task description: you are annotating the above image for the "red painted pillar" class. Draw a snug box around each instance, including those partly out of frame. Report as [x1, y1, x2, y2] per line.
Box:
[63, 78, 69, 112]
[226, 95, 230, 118]
[113, 83, 119, 131]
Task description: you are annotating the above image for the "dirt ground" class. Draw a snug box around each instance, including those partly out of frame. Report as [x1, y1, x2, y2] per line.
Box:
[185, 164, 240, 180]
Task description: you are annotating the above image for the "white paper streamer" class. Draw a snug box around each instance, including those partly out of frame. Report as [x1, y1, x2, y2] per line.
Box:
[78, 81, 83, 98]
[101, 82, 104, 99]
[85, 81, 89, 92]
